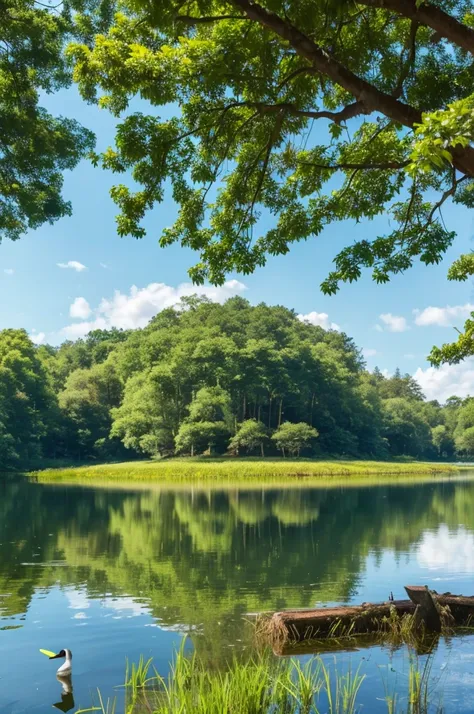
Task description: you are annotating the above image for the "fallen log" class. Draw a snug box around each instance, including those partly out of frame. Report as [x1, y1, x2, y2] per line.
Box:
[266, 588, 474, 650]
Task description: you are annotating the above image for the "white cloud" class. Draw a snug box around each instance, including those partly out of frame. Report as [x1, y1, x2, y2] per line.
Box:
[30, 331, 46, 345]
[379, 313, 409, 333]
[60, 280, 247, 340]
[414, 357, 474, 402]
[413, 303, 474, 327]
[4, 268, 14, 275]
[61, 319, 107, 340]
[417, 526, 474, 574]
[100, 263, 109, 269]
[362, 348, 377, 358]
[70, 297, 92, 320]
[101, 596, 150, 617]
[66, 589, 90, 610]
[297, 311, 340, 331]
[57, 261, 87, 272]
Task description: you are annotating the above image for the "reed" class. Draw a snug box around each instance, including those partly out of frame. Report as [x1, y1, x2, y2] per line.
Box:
[383, 653, 443, 714]
[81, 644, 443, 714]
[125, 655, 154, 691]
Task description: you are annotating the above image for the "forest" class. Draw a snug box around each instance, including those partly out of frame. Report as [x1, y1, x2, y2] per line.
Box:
[1, 296, 473, 470]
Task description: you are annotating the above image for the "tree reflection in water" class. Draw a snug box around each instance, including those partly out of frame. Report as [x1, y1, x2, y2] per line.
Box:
[1, 475, 474, 662]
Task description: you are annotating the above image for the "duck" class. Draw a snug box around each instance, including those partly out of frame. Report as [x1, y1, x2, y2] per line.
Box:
[49, 649, 73, 676]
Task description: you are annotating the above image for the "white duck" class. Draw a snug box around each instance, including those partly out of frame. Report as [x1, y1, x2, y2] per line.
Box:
[50, 649, 73, 676]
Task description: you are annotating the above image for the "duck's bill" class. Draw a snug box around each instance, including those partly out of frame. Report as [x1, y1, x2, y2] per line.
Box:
[49, 653, 63, 660]
[39, 649, 57, 658]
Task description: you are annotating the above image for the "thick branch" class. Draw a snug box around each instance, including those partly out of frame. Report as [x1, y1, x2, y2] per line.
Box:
[230, 0, 474, 177]
[242, 100, 367, 123]
[231, 0, 422, 126]
[355, 0, 474, 56]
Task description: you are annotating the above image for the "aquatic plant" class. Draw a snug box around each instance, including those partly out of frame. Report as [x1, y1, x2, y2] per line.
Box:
[125, 655, 154, 691]
[79, 644, 445, 714]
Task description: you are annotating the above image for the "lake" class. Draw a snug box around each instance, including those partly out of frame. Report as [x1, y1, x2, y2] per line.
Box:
[1, 473, 474, 712]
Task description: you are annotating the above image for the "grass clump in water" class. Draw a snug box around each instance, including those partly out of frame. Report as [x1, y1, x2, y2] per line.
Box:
[78, 644, 445, 714]
[383, 652, 443, 714]
[151, 647, 365, 714]
[125, 655, 154, 691]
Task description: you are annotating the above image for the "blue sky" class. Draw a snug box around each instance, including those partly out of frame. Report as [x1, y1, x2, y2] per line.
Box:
[1, 87, 474, 403]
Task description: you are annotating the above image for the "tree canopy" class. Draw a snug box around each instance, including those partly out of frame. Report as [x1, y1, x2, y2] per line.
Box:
[0, 0, 113, 241]
[68, 0, 474, 299]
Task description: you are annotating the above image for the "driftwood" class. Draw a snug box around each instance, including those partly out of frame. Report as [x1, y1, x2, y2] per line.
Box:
[267, 587, 474, 650]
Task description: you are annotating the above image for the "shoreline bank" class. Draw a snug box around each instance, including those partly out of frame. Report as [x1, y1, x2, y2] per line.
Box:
[32, 457, 458, 484]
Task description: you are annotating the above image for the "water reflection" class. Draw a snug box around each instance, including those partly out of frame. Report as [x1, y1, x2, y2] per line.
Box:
[1, 477, 474, 630]
[52, 676, 74, 713]
[417, 525, 474, 573]
[0, 475, 474, 712]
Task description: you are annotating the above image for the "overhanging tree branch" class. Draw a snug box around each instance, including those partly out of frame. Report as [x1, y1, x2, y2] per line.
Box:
[355, 0, 474, 56]
[230, 0, 474, 177]
[236, 100, 368, 123]
[231, 0, 422, 125]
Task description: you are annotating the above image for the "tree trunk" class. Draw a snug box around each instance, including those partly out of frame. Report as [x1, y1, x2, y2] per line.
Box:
[260, 442, 264, 458]
[310, 393, 315, 427]
[268, 396, 272, 428]
[191, 444, 194, 457]
[278, 398, 283, 428]
[243, 393, 246, 421]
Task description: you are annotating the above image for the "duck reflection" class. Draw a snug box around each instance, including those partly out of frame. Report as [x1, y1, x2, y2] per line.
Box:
[52, 675, 74, 713]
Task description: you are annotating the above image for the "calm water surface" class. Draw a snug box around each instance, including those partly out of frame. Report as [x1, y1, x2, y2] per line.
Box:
[1, 473, 474, 712]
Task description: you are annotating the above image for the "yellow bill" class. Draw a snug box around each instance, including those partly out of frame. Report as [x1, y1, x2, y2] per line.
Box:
[40, 649, 57, 658]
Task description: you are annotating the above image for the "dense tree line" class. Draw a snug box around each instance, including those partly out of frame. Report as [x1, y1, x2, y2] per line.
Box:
[1, 296, 474, 469]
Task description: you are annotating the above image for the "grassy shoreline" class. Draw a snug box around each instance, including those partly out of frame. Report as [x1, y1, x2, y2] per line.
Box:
[32, 457, 458, 484]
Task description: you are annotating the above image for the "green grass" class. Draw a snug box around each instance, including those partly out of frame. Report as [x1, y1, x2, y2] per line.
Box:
[76, 645, 443, 714]
[32, 456, 457, 484]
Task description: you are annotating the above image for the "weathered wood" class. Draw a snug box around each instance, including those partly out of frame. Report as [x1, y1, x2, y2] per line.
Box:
[405, 585, 442, 633]
[267, 588, 474, 649]
[437, 593, 474, 622]
[270, 600, 415, 643]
